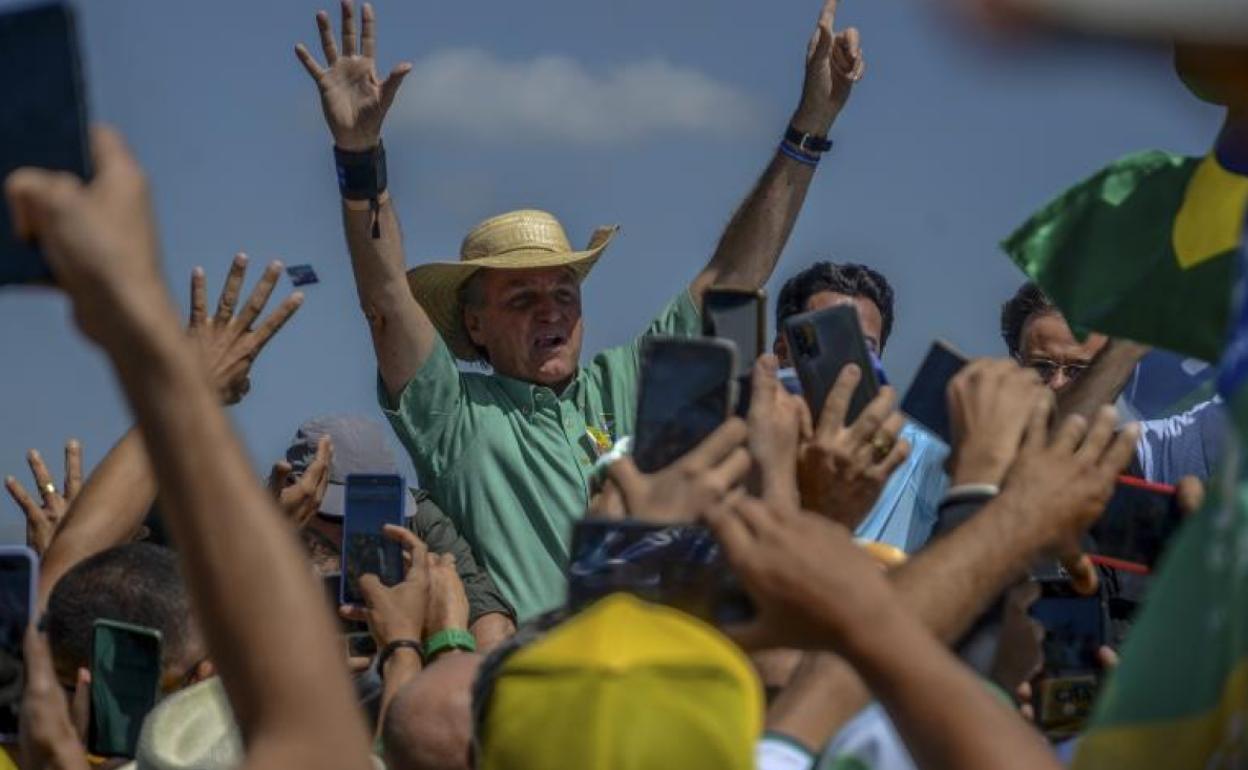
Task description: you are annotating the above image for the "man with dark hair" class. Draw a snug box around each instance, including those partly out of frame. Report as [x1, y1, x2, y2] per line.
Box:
[773, 261, 949, 552]
[44, 543, 212, 693]
[774, 261, 895, 356]
[1001, 281, 1226, 483]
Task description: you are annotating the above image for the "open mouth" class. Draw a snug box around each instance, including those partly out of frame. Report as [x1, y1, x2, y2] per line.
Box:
[535, 333, 567, 352]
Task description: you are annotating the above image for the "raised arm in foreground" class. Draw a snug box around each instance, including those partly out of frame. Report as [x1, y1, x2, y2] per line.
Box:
[5, 127, 372, 770]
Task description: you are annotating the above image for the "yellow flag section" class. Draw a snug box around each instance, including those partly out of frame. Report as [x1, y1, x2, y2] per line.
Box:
[1174, 153, 1248, 270]
[1075, 660, 1248, 769]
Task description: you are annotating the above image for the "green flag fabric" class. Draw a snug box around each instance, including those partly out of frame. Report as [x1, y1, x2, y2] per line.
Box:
[1071, 223, 1248, 769]
[1004, 150, 1247, 363]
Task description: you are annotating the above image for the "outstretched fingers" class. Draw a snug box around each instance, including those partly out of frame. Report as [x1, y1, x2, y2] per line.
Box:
[316, 10, 339, 65]
[214, 253, 248, 326]
[235, 261, 284, 332]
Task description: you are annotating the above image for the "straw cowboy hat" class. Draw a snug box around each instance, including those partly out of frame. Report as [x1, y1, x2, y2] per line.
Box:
[407, 209, 618, 361]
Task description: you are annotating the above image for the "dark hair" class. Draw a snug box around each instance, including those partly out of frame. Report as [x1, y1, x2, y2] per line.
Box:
[1000, 282, 1057, 358]
[774, 262, 895, 350]
[45, 543, 197, 673]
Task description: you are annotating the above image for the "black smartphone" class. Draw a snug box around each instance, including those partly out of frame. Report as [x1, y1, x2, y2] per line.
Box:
[783, 304, 879, 425]
[88, 620, 162, 758]
[703, 287, 766, 377]
[0, 546, 37, 743]
[340, 474, 406, 606]
[1029, 580, 1106, 739]
[632, 337, 737, 473]
[901, 340, 968, 444]
[567, 520, 753, 625]
[1087, 476, 1184, 575]
[0, 1, 91, 285]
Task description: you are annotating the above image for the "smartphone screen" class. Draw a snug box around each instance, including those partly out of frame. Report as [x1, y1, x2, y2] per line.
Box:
[567, 520, 753, 625]
[783, 304, 879, 424]
[0, 2, 91, 285]
[0, 547, 36, 742]
[88, 620, 162, 758]
[703, 288, 765, 377]
[633, 337, 735, 473]
[340, 474, 406, 606]
[1030, 594, 1105, 675]
[1087, 477, 1183, 574]
[901, 340, 968, 444]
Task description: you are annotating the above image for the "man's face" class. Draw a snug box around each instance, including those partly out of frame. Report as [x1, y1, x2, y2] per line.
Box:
[464, 267, 584, 389]
[1017, 311, 1107, 393]
[773, 290, 884, 366]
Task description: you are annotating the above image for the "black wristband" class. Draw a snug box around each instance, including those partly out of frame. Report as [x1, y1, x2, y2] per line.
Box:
[784, 126, 833, 154]
[377, 638, 424, 679]
[334, 141, 388, 201]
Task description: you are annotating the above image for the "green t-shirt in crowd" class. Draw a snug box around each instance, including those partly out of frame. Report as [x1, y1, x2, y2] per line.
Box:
[381, 291, 701, 620]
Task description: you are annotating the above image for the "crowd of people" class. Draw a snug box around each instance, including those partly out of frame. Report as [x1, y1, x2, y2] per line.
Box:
[2, 1, 1243, 768]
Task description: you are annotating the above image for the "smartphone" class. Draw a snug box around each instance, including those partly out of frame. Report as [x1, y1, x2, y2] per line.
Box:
[900, 340, 968, 444]
[703, 288, 766, 377]
[88, 620, 162, 758]
[783, 304, 879, 425]
[1087, 476, 1184, 574]
[340, 474, 406, 606]
[567, 520, 754, 625]
[632, 337, 736, 473]
[1029, 580, 1107, 739]
[0, 546, 37, 742]
[0, 2, 91, 285]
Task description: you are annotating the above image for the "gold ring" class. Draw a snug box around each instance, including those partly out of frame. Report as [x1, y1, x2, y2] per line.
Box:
[870, 435, 893, 461]
[42, 482, 56, 496]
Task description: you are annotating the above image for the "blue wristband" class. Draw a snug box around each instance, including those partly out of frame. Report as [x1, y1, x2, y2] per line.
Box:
[778, 141, 820, 167]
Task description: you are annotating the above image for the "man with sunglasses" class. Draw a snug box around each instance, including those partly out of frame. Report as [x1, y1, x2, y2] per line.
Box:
[1001, 282, 1226, 483]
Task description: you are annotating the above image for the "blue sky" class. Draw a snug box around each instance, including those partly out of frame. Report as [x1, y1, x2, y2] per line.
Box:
[0, 0, 1224, 543]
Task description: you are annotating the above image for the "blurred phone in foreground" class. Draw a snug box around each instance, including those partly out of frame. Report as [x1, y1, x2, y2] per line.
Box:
[633, 337, 736, 473]
[783, 304, 879, 425]
[1087, 476, 1183, 574]
[703, 287, 766, 378]
[0, 1, 91, 285]
[567, 520, 754, 625]
[0, 546, 37, 742]
[1029, 579, 1107, 740]
[340, 474, 406, 606]
[88, 620, 162, 759]
[900, 340, 968, 444]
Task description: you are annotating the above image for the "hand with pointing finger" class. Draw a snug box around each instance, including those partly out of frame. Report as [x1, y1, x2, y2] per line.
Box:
[296, 0, 412, 151]
[793, 0, 866, 136]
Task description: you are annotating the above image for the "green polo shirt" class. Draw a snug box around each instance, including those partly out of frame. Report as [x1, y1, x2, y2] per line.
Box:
[381, 291, 701, 620]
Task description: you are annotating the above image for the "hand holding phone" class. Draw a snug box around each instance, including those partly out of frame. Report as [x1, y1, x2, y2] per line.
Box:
[340, 474, 407, 606]
[1029, 579, 1107, 739]
[783, 304, 879, 425]
[633, 337, 737, 473]
[1087, 476, 1184, 574]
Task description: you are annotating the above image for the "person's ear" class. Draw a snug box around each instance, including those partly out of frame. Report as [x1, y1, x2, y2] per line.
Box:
[772, 335, 790, 365]
[464, 306, 486, 347]
[191, 659, 216, 684]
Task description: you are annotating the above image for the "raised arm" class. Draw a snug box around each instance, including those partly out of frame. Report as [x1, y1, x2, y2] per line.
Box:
[691, 0, 863, 304]
[6, 128, 372, 770]
[1055, 338, 1149, 422]
[296, 1, 435, 402]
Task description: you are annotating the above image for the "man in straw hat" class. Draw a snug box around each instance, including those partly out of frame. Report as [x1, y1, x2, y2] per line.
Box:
[295, 0, 865, 618]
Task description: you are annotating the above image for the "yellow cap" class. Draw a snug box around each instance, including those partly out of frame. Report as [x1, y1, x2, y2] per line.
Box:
[478, 593, 763, 770]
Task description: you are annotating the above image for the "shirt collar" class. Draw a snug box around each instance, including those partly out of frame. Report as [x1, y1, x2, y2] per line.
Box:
[493, 369, 585, 412]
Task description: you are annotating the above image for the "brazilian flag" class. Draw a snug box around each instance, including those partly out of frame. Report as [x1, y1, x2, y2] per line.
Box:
[1004, 150, 1248, 362]
[1071, 227, 1248, 769]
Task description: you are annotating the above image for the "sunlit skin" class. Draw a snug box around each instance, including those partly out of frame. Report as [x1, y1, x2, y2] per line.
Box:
[1017, 312, 1107, 393]
[463, 267, 584, 391]
[773, 290, 885, 366]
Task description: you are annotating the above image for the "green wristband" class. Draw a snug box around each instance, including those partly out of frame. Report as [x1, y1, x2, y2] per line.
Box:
[423, 628, 476, 660]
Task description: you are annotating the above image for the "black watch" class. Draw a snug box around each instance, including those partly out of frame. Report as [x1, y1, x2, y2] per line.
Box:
[784, 126, 833, 154]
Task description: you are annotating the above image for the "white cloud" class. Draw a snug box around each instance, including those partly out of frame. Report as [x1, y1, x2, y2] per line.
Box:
[394, 48, 761, 145]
